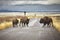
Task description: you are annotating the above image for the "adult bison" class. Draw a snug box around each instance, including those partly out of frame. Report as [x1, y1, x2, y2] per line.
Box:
[12, 18, 19, 27]
[40, 16, 54, 27]
[20, 16, 30, 27]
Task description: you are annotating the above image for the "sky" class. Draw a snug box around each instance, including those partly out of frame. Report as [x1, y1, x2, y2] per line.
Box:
[0, 0, 60, 12]
[0, 0, 60, 5]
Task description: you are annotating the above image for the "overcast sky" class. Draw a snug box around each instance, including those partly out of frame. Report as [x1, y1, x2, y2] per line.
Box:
[0, 0, 46, 1]
[0, 0, 60, 6]
[0, 0, 60, 12]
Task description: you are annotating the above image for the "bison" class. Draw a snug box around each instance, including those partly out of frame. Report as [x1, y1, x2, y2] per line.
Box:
[40, 16, 54, 27]
[20, 16, 30, 27]
[12, 18, 19, 27]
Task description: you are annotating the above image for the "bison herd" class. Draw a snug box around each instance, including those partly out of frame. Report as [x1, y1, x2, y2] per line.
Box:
[12, 16, 30, 27]
[12, 16, 54, 27]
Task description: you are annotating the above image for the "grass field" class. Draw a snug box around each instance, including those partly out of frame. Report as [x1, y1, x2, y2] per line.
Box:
[0, 22, 12, 30]
[0, 16, 60, 32]
[52, 18, 60, 32]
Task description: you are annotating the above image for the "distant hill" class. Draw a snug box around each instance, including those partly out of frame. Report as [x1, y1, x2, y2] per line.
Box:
[0, 10, 13, 12]
[14, 4, 60, 6]
[0, 4, 60, 12]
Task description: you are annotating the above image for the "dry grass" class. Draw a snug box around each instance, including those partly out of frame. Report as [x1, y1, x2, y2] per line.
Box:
[0, 22, 12, 30]
[0, 16, 60, 32]
[52, 18, 60, 32]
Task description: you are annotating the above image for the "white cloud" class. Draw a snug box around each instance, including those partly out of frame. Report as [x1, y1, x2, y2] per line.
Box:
[48, 0, 60, 4]
[0, 1, 13, 6]
[10, 0, 60, 5]
[10, 1, 48, 5]
[0, 0, 46, 1]
[0, 0, 60, 6]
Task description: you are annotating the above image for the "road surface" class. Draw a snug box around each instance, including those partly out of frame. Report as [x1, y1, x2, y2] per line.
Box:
[0, 18, 60, 40]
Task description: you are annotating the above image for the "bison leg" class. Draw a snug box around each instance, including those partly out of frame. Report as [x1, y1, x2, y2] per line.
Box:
[43, 23, 46, 27]
[12, 23, 15, 27]
[22, 23, 24, 27]
[50, 22, 54, 27]
[20, 22, 23, 27]
[26, 23, 28, 27]
[24, 23, 25, 27]
[12, 23, 14, 27]
[51, 22, 54, 27]
[26, 22, 29, 27]
[13, 24, 15, 27]
[47, 23, 50, 27]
